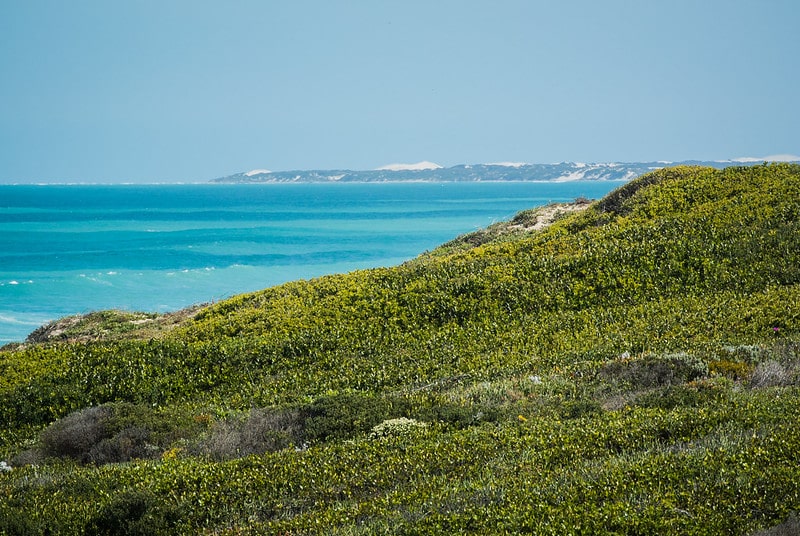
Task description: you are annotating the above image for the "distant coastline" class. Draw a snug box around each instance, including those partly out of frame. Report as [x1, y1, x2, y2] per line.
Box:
[211, 160, 791, 184]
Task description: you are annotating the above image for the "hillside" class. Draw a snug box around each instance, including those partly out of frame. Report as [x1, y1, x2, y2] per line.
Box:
[1, 164, 799, 534]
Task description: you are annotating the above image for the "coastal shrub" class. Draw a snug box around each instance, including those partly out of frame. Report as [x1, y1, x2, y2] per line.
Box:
[89, 489, 184, 536]
[709, 359, 754, 380]
[413, 399, 495, 428]
[89, 426, 158, 465]
[9, 447, 42, 467]
[716, 344, 769, 363]
[634, 379, 724, 410]
[559, 398, 603, 419]
[771, 340, 800, 363]
[433, 202, 583, 252]
[369, 417, 428, 439]
[744, 342, 800, 388]
[302, 391, 398, 443]
[750, 360, 797, 389]
[598, 353, 708, 389]
[754, 513, 800, 536]
[31, 402, 196, 464]
[0, 509, 43, 536]
[39, 405, 113, 462]
[199, 407, 303, 460]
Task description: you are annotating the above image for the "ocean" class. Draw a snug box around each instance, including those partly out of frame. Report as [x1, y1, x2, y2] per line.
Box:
[0, 181, 623, 343]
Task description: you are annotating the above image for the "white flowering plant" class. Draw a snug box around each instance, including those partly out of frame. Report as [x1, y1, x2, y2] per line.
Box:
[369, 417, 428, 440]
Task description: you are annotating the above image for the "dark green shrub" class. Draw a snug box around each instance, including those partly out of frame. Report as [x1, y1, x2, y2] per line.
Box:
[635, 380, 722, 409]
[0, 505, 43, 536]
[89, 489, 183, 536]
[413, 401, 484, 428]
[560, 398, 603, 419]
[302, 391, 395, 443]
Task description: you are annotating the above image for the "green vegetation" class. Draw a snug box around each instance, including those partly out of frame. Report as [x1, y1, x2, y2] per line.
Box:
[1, 164, 799, 534]
[15, 306, 206, 347]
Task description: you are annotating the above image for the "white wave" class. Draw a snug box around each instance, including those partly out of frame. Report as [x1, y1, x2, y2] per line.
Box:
[0, 313, 44, 326]
[376, 161, 443, 171]
[76, 272, 115, 285]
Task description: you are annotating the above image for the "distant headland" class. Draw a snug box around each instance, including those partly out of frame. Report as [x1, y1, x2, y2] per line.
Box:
[211, 159, 798, 183]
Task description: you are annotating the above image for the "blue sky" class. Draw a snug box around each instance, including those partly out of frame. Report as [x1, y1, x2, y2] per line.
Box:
[1, 1, 798, 183]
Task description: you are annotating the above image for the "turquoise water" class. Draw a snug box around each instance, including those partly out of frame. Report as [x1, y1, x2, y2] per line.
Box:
[0, 181, 622, 343]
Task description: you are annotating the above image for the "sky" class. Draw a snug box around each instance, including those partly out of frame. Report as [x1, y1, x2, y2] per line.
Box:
[1, 0, 798, 183]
